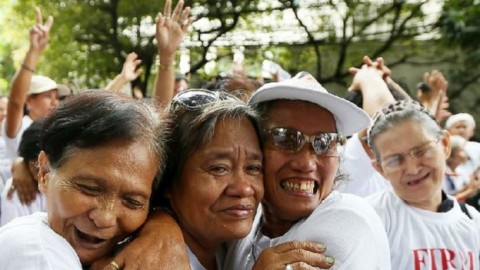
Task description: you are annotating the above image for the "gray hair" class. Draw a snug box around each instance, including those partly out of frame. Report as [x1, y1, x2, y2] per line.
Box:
[368, 100, 443, 163]
[155, 92, 262, 207]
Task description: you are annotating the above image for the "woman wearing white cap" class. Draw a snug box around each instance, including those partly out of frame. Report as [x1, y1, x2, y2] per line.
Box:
[101, 72, 391, 270]
[3, 8, 59, 162]
[1, 8, 59, 205]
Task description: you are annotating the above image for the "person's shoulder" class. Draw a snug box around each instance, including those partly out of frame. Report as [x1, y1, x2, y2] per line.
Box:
[313, 192, 380, 221]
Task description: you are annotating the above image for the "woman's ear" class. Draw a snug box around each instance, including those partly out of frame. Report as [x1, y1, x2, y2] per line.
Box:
[441, 130, 452, 159]
[37, 151, 50, 193]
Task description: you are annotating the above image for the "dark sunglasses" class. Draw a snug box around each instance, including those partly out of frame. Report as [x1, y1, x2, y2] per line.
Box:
[170, 89, 239, 111]
[264, 127, 345, 156]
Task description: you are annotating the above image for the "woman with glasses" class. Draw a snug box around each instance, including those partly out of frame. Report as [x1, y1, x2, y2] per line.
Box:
[367, 100, 480, 270]
[152, 89, 264, 270]
[102, 74, 389, 269]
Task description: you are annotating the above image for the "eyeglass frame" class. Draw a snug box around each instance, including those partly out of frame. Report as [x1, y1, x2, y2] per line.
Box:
[378, 137, 443, 173]
[263, 127, 346, 157]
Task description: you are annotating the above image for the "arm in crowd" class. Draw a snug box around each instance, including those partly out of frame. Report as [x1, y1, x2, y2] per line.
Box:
[348, 56, 395, 118]
[153, 0, 191, 108]
[105, 52, 142, 92]
[418, 70, 450, 123]
[6, 7, 53, 138]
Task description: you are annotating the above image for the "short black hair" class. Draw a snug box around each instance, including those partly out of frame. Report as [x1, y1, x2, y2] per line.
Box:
[18, 120, 44, 162]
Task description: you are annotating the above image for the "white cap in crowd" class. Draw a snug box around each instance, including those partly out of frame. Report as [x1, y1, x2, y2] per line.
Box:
[29, 75, 57, 95]
[445, 113, 476, 130]
[248, 71, 370, 136]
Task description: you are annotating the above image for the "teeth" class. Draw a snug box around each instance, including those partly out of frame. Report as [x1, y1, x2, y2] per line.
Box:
[282, 180, 315, 194]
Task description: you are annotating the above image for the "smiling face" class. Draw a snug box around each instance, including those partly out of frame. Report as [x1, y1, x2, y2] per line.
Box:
[262, 100, 339, 227]
[38, 139, 158, 265]
[168, 117, 263, 250]
[372, 119, 450, 210]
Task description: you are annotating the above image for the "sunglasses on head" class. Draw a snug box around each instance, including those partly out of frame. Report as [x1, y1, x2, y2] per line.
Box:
[170, 89, 239, 111]
[264, 127, 344, 156]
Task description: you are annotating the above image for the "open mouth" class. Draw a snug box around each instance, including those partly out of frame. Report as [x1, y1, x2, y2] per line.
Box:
[75, 227, 107, 246]
[406, 173, 429, 187]
[281, 179, 318, 194]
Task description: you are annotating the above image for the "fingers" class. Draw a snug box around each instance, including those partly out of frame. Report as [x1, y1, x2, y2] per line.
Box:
[44, 16, 54, 31]
[102, 256, 125, 270]
[363, 55, 373, 66]
[163, 0, 172, 19]
[271, 241, 326, 254]
[171, 0, 184, 22]
[16, 179, 37, 205]
[35, 7, 43, 25]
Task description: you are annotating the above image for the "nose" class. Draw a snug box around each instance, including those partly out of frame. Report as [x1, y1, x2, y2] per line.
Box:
[88, 198, 119, 229]
[52, 97, 59, 108]
[290, 144, 317, 173]
[225, 170, 255, 198]
[403, 154, 421, 174]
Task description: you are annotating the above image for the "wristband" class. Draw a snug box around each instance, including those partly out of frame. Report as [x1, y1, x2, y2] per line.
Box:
[21, 63, 35, 73]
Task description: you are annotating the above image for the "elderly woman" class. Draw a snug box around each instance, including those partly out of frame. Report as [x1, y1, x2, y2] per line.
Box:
[0, 90, 168, 269]
[105, 73, 390, 270]
[153, 89, 264, 269]
[367, 100, 480, 269]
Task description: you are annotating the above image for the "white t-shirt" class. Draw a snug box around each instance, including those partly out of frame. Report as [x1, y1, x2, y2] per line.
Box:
[339, 133, 392, 197]
[0, 212, 82, 269]
[223, 191, 391, 270]
[0, 136, 11, 184]
[367, 190, 480, 270]
[1, 177, 47, 226]
[1, 115, 33, 162]
[457, 141, 480, 178]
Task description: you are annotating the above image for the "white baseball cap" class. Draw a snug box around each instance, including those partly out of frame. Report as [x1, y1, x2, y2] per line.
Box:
[248, 71, 370, 136]
[29, 75, 57, 95]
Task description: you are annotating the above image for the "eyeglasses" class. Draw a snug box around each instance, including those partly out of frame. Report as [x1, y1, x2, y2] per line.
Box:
[264, 127, 344, 156]
[170, 89, 239, 111]
[379, 139, 441, 173]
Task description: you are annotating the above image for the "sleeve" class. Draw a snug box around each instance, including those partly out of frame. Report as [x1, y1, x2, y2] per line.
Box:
[0, 218, 82, 269]
[295, 200, 391, 270]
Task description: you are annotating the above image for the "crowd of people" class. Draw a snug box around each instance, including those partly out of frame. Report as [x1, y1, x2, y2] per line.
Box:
[0, 1, 480, 270]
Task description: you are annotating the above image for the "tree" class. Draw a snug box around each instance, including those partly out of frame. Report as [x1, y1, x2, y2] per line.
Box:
[437, 0, 480, 136]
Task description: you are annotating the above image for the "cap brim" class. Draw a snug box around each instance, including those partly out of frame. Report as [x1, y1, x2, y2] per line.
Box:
[249, 85, 371, 136]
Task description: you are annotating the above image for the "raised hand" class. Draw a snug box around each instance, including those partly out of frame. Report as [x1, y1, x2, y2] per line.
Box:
[29, 7, 54, 53]
[155, 0, 192, 63]
[121, 52, 142, 82]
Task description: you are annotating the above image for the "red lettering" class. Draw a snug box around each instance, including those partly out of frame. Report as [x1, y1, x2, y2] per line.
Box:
[439, 249, 455, 269]
[413, 249, 429, 270]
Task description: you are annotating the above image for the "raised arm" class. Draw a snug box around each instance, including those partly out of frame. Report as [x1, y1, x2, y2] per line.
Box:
[6, 7, 53, 138]
[348, 56, 395, 117]
[153, 0, 191, 108]
[105, 52, 142, 92]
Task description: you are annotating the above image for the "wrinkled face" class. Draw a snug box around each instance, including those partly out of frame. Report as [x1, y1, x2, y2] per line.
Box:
[262, 100, 339, 222]
[27, 89, 59, 120]
[373, 119, 450, 209]
[448, 120, 474, 140]
[169, 118, 263, 249]
[38, 139, 158, 265]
